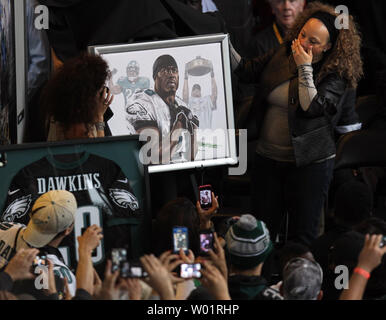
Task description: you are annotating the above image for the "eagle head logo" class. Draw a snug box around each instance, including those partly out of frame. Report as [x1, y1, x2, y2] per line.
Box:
[2, 195, 32, 222]
[109, 189, 139, 211]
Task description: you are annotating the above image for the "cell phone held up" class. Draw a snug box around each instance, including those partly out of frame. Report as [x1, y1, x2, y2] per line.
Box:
[111, 248, 148, 278]
[179, 263, 202, 279]
[172, 226, 189, 254]
[199, 230, 214, 256]
[120, 260, 148, 278]
[199, 185, 212, 210]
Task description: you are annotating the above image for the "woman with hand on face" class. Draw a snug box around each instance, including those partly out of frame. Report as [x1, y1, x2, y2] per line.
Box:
[40, 54, 114, 141]
[231, 1, 363, 246]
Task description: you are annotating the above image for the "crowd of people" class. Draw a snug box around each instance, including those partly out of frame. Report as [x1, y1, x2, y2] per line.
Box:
[1, 189, 386, 301]
[0, 0, 385, 301]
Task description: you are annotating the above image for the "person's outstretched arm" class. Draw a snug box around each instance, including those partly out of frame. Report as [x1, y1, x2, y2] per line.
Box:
[140, 254, 175, 300]
[1, 248, 39, 291]
[340, 234, 386, 300]
[74, 225, 103, 299]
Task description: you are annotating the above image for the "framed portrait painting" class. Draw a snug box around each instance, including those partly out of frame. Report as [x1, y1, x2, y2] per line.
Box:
[89, 34, 237, 173]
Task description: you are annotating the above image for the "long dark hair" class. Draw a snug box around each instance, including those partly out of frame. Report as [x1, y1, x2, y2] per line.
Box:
[152, 197, 201, 256]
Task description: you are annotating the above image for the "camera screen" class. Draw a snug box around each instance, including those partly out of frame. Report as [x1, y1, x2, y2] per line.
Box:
[200, 233, 214, 252]
[111, 248, 127, 272]
[130, 266, 142, 277]
[180, 263, 201, 278]
[200, 189, 212, 207]
[121, 262, 148, 278]
[33, 256, 47, 267]
[173, 228, 188, 252]
[130, 266, 148, 278]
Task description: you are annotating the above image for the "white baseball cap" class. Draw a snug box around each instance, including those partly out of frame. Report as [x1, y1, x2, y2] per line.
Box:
[23, 190, 77, 248]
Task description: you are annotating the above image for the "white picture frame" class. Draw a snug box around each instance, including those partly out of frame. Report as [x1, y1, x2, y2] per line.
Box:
[89, 34, 237, 173]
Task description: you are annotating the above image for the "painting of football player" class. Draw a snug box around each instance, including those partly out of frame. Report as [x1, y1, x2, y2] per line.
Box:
[108, 60, 150, 105]
[183, 64, 217, 129]
[125, 54, 199, 163]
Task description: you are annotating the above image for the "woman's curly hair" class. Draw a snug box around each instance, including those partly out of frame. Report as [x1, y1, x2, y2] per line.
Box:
[40, 53, 110, 131]
[285, 1, 363, 88]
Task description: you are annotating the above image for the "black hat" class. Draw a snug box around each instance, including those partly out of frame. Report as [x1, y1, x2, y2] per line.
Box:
[153, 55, 178, 80]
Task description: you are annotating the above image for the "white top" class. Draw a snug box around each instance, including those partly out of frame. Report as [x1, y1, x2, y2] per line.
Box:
[188, 95, 214, 129]
[0, 223, 30, 269]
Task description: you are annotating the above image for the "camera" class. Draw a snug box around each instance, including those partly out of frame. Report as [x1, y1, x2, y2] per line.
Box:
[199, 185, 212, 210]
[172, 226, 189, 254]
[180, 263, 202, 279]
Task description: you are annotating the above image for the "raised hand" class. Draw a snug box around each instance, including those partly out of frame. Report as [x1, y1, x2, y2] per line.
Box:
[4, 248, 39, 281]
[357, 234, 386, 273]
[77, 225, 103, 255]
[200, 261, 231, 300]
[207, 232, 228, 279]
[95, 86, 114, 122]
[196, 192, 219, 230]
[291, 38, 313, 66]
[140, 254, 175, 300]
[159, 250, 184, 285]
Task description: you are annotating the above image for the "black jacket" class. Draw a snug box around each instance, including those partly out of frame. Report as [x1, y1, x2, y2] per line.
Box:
[228, 274, 282, 300]
[247, 23, 282, 58]
[235, 44, 360, 167]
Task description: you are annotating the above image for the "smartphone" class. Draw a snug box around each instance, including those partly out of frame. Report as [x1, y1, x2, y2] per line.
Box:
[122, 260, 149, 278]
[32, 255, 48, 269]
[111, 248, 127, 273]
[173, 226, 189, 254]
[180, 263, 202, 279]
[199, 230, 214, 255]
[120, 261, 131, 278]
[199, 185, 212, 210]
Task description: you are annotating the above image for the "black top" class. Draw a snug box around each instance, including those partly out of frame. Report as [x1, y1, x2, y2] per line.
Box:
[0, 272, 14, 292]
[247, 23, 284, 58]
[228, 274, 283, 300]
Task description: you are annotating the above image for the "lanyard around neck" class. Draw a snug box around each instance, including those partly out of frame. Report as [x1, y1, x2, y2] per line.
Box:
[273, 22, 284, 45]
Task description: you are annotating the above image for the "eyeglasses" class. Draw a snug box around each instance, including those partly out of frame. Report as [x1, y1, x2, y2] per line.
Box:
[158, 66, 178, 76]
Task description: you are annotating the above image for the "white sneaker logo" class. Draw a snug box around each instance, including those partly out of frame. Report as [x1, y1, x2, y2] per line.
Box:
[8, 189, 20, 196]
[117, 178, 128, 184]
